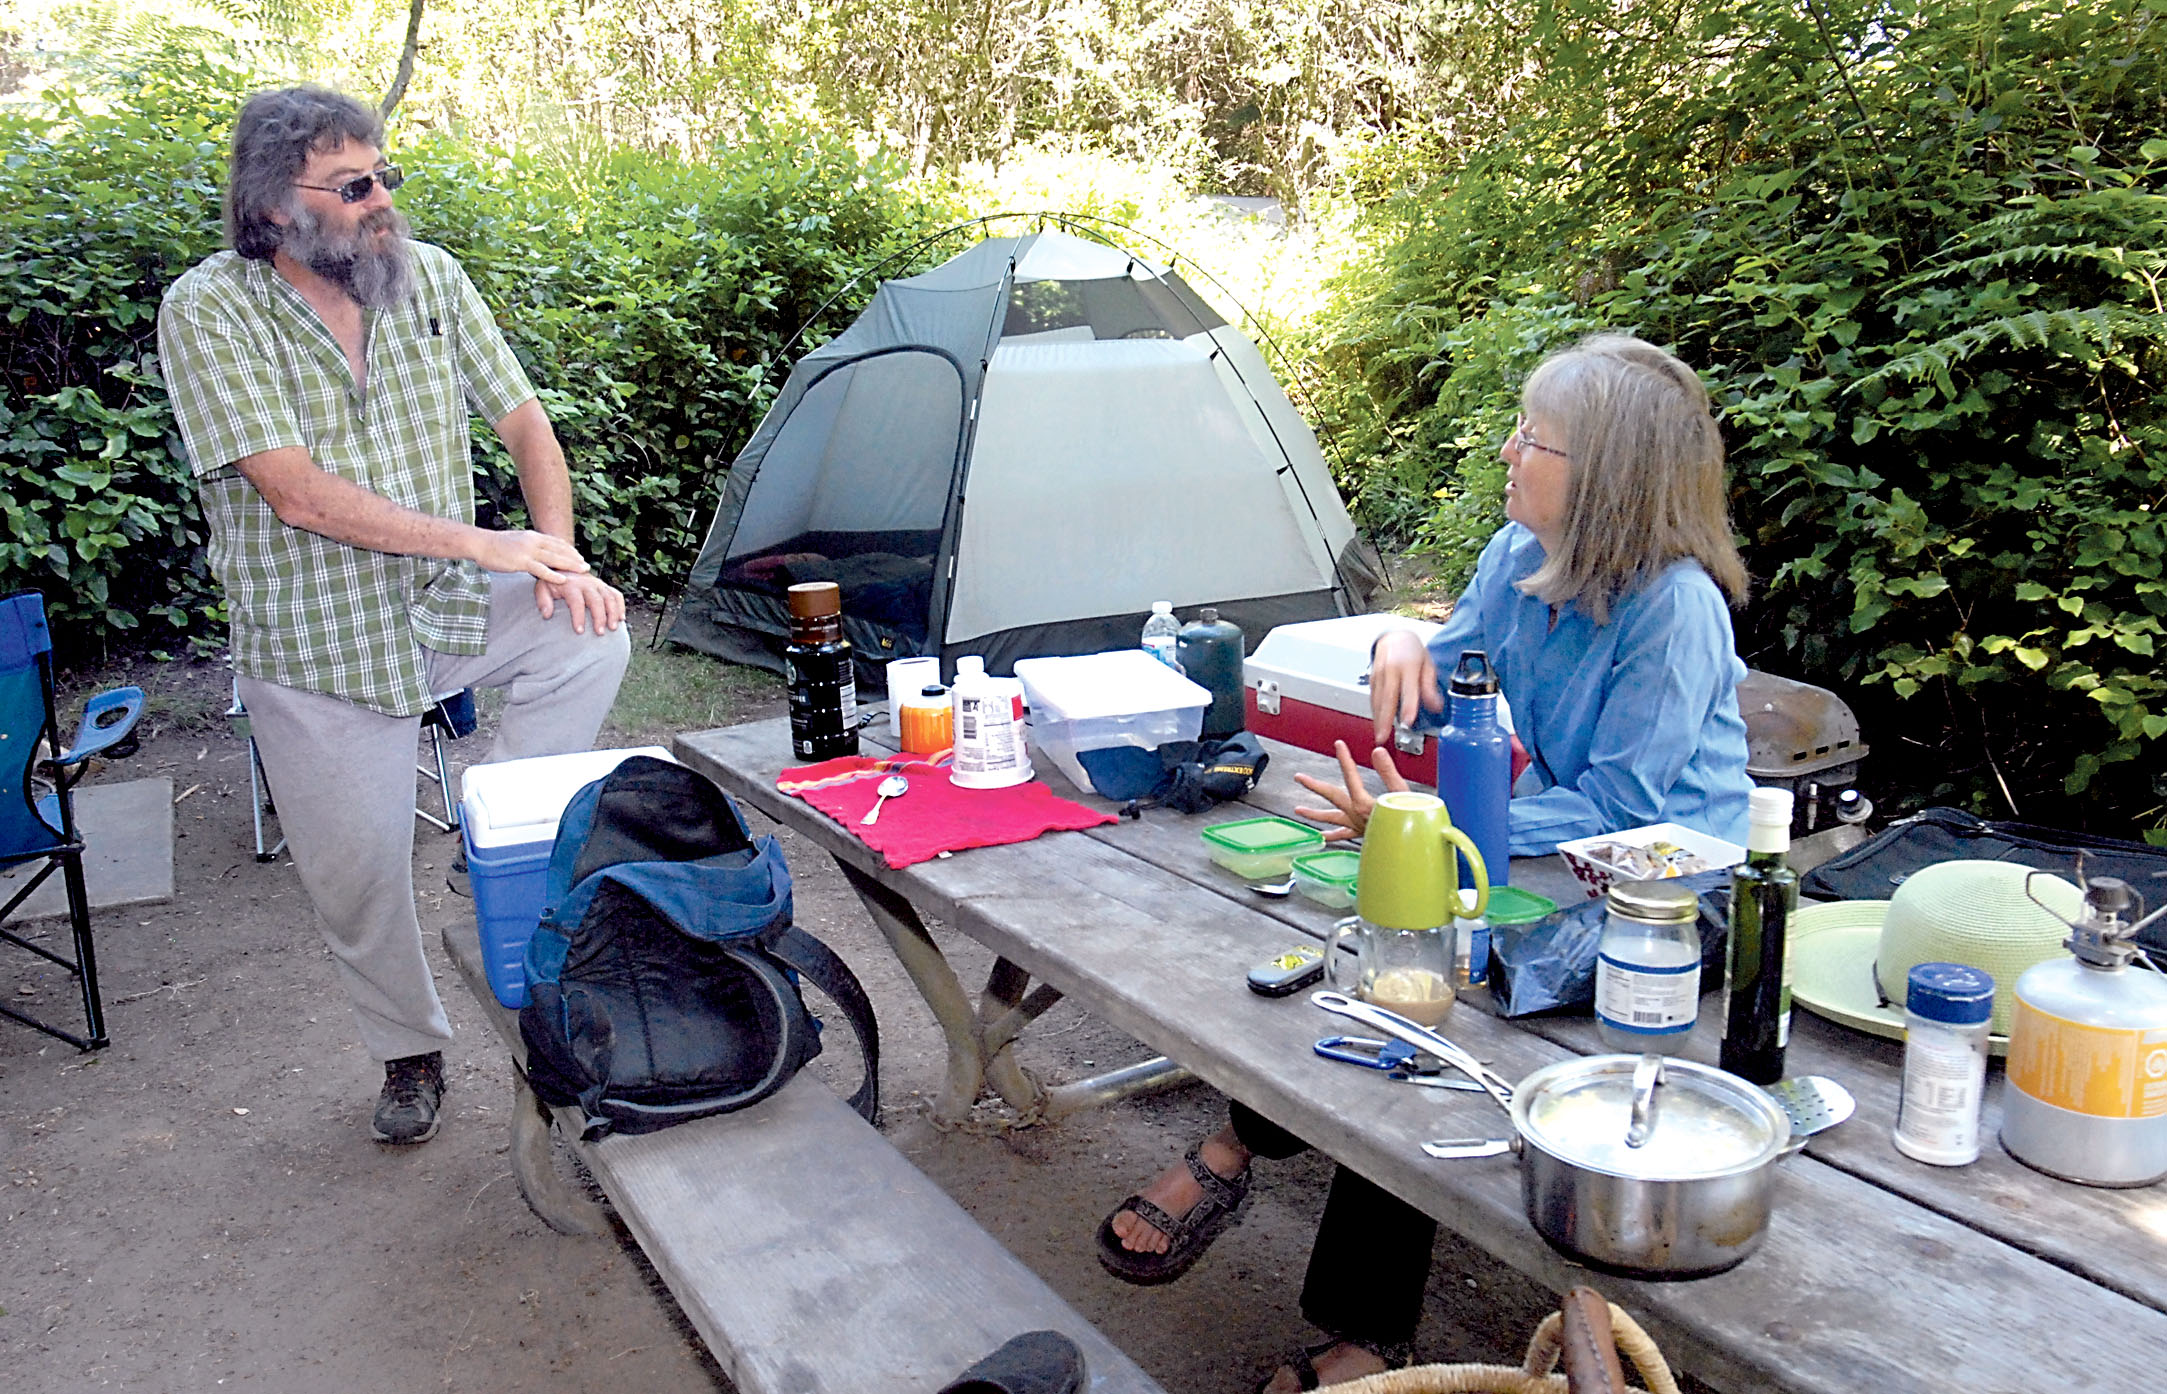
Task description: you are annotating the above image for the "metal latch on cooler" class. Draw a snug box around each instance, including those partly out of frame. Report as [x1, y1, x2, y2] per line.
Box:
[1394, 723, 1425, 756]
[1254, 679, 1280, 715]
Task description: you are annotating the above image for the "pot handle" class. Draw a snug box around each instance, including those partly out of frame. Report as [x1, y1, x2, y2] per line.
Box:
[1422, 1137, 1514, 1159]
[1625, 1053, 1664, 1150]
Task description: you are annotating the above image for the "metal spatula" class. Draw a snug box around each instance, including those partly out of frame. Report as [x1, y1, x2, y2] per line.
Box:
[1765, 1075, 1856, 1155]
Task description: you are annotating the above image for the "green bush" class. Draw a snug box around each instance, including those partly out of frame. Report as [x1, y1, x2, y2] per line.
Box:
[1312, 0, 2167, 835]
[0, 63, 956, 653]
[0, 60, 241, 645]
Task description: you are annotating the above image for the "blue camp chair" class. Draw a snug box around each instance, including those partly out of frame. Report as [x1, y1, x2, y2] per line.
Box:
[0, 592, 144, 1050]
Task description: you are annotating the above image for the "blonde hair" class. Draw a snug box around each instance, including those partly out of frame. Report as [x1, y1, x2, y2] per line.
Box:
[1516, 333, 1748, 623]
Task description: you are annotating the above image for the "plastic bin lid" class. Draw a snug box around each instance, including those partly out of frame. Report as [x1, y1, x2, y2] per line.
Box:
[1292, 848, 1361, 887]
[1201, 816, 1321, 854]
[1479, 885, 1559, 924]
[1014, 649, 1210, 722]
[460, 746, 674, 847]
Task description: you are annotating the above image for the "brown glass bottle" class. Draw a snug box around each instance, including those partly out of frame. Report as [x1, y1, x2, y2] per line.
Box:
[785, 582, 858, 761]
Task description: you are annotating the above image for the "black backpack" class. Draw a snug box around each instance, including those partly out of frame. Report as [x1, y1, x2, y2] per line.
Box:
[518, 757, 879, 1138]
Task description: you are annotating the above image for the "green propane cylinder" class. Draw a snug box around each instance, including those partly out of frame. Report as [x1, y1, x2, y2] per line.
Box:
[1177, 607, 1246, 739]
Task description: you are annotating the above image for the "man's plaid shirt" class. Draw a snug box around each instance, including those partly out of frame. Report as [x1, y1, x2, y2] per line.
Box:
[158, 243, 534, 716]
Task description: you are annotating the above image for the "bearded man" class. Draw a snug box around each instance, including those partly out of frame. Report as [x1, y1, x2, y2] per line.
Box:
[157, 86, 629, 1144]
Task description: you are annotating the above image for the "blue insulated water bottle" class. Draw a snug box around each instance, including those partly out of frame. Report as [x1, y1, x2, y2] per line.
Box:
[1436, 650, 1511, 891]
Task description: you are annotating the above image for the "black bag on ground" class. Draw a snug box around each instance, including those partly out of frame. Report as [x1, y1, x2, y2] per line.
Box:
[1800, 806, 2167, 952]
[518, 756, 879, 1138]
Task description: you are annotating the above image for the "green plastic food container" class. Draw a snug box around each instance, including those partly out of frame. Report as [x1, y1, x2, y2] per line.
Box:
[1291, 848, 1362, 908]
[1201, 816, 1325, 879]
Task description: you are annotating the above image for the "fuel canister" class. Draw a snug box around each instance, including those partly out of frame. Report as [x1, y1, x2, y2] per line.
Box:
[2001, 874, 2167, 1187]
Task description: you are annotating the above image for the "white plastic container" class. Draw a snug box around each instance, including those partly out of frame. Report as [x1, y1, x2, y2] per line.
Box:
[950, 655, 1033, 789]
[460, 746, 675, 1008]
[1013, 649, 1212, 793]
[1557, 822, 1748, 900]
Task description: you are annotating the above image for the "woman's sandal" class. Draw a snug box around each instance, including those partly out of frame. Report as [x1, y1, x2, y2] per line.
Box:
[1093, 1140, 1252, 1286]
[1255, 1336, 1415, 1394]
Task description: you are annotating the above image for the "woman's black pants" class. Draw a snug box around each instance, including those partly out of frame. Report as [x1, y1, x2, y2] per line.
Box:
[1228, 1101, 1437, 1349]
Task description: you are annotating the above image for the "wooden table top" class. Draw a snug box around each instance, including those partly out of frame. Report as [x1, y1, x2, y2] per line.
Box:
[675, 715, 2167, 1394]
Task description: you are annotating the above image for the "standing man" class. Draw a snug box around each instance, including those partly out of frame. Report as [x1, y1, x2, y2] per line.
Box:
[158, 86, 630, 1144]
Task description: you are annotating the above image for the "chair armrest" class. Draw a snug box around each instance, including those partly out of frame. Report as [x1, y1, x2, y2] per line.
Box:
[58, 686, 144, 764]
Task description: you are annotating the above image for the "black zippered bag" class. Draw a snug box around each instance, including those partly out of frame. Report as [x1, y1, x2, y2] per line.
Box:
[1800, 807, 2167, 952]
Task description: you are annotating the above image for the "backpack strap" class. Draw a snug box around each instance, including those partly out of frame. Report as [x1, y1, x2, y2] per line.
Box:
[768, 923, 882, 1124]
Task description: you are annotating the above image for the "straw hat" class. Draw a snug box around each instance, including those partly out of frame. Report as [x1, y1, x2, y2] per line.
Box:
[1790, 859, 2082, 1041]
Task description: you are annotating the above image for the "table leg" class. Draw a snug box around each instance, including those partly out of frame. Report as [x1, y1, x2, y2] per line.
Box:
[835, 858, 993, 1125]
[509, 1068, 608, 1236]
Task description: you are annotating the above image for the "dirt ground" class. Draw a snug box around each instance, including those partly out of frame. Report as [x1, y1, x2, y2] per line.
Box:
[1, 647, 1572, 1394]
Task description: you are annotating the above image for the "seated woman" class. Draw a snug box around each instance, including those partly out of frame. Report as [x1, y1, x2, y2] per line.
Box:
[1094, 333, 1754, 1391]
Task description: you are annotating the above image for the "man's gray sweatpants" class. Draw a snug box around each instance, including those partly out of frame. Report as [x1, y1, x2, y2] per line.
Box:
[238, 571, 631, 1061]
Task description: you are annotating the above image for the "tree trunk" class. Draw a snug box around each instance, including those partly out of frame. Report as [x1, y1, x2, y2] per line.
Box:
[380, 0, 425, 119]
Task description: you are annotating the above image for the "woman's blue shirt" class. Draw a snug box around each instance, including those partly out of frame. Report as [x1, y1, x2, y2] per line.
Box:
[1422, 524, 1752, 855]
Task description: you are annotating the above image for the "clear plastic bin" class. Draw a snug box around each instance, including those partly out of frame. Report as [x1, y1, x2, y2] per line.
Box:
[1014, 650, 1211, 794]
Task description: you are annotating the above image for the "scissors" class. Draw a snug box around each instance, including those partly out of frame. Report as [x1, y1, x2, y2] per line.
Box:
[1313, 1037, 1483, 1090]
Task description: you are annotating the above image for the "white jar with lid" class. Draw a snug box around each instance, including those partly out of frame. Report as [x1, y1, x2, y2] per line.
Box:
[1594, 879, 1703, 1053]
[950, 655, 1033, 788]
[1894, 962, 1994, 1166]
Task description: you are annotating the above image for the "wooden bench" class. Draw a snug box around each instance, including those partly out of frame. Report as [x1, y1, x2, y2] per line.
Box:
[440, 918, 1165, 1394]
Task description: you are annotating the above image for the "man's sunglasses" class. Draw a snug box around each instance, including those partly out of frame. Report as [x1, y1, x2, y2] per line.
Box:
[294, 165, 405, 204]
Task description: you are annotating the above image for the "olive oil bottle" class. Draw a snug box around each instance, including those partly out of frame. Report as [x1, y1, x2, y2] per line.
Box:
[1720, 787, 1797, 1084]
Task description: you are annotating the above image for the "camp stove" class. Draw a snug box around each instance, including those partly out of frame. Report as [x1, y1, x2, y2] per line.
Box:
[1738, 671, 1872, 844]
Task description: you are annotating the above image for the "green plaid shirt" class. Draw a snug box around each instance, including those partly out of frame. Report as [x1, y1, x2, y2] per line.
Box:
[158, 244, 535, 715]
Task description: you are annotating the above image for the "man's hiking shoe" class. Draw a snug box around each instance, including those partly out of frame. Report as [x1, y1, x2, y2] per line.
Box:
[446, 844, 471, 898]
[372, 1051, 445, 1144]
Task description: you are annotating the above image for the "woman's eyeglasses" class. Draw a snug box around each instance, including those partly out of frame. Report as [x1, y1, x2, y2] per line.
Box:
[294, 166, 406, 204]
[1512, 415, 1572, 462]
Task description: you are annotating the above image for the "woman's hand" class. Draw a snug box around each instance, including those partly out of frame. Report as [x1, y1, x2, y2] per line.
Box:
[1293, 739, 1411, 841]
[1369, 629, 1443, 743]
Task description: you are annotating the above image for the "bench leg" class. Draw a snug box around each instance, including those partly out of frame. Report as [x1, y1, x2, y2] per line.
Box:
[835, 858, 993, 1125]
[510, 1068, 609, 1237]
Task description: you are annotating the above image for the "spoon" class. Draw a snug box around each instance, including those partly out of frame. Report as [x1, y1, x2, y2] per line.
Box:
[1248, 877, 1295, 897]
[860, 774, 909, 826]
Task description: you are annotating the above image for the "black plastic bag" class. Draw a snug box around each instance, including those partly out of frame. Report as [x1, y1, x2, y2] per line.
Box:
[1488, 869, 1732, 1018]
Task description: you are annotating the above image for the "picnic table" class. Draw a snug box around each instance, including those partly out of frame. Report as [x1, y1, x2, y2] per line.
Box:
[675, 713, 2167, 1394]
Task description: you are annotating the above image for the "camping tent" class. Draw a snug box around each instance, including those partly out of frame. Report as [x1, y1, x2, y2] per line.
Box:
[669, 230, 1379, 678]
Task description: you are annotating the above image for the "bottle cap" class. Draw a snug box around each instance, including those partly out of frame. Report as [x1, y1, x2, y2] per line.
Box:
[1906, 962, 1994, 1026]
[1605, 879, 1699, 923]
[1747, 787, 1793, 826]
[1449, 650, 1499, 696]
[1200, 607, 1220, 623]
[785, 581, 842, 620]
[921, 684, 946, 698]
[1151, 600, 1172, 614]
[956, 655, 985, 676]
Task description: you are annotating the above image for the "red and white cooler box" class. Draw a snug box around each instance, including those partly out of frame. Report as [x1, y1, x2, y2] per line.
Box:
[1243, 615, 1446, 786]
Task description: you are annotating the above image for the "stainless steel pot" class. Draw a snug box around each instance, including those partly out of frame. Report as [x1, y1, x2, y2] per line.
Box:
[1428, 1054, 1793, 1279]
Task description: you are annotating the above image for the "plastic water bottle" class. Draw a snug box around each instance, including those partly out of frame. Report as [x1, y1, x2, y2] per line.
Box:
[1435, 650, 1511, 889]
[1595, 880, 1703, 1053]
[1142, 601, 1182, 673]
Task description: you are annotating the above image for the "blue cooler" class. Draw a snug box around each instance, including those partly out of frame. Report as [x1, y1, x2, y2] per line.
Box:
[460, 746, 672, 1008]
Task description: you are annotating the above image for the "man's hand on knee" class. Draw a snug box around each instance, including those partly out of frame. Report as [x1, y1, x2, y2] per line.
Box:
[534, 571, 625, 635]
[476, 528, 589, 584]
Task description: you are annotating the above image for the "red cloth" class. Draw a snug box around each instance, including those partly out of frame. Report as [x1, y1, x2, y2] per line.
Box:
[777, 755, 1115, 869]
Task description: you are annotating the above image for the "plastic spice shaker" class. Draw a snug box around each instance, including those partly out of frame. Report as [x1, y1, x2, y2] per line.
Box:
[1894, 962, 1994, 1166]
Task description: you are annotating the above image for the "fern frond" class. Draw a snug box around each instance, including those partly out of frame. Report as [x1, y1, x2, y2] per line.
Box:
[1898, 241, 2166, 291]
[1850, 305, 2167, 393]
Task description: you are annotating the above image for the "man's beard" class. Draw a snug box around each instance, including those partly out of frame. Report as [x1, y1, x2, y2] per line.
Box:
[283, 204, 414, 309]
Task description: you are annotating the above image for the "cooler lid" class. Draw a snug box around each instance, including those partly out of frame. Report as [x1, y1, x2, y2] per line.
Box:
[460, 746, 675, 848]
